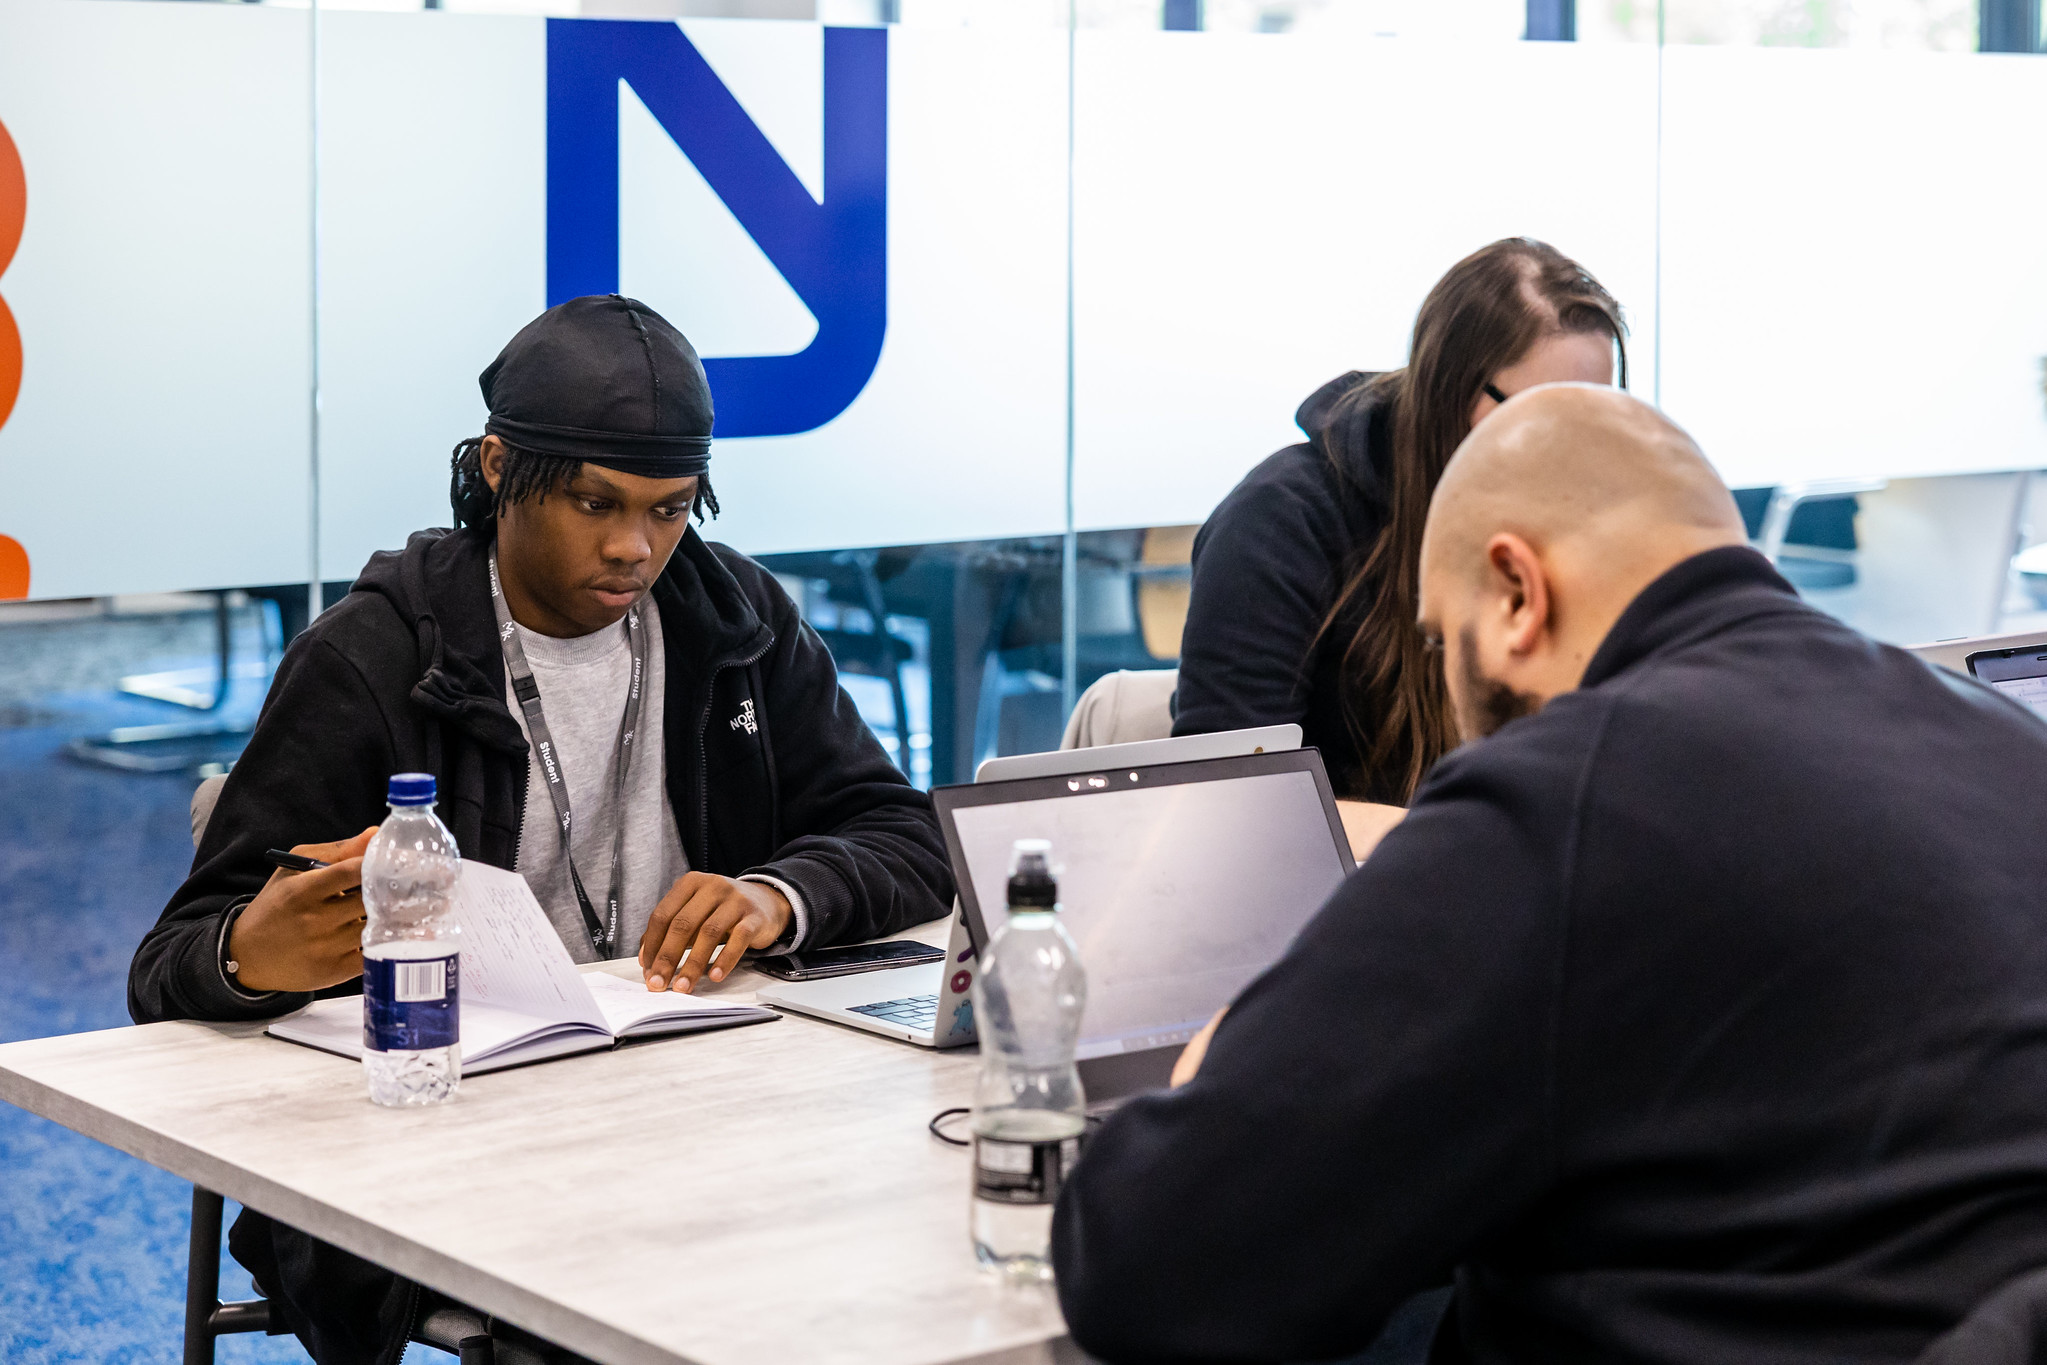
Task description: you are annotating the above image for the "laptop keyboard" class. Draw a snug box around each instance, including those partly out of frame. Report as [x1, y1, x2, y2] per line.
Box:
[849, 993, 939, 1030]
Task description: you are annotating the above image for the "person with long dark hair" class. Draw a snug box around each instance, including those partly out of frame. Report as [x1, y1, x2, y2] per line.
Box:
[1173, 238, 1628, 830]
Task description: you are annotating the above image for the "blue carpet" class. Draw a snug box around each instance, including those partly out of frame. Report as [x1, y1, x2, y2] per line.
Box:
[0, 677, 306, 1363]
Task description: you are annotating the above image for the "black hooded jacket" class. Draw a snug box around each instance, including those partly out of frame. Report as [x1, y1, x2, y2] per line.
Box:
[130, 522, 953, 1026]
[1172, 371, 1396, 802]
[126, 523, 952, 1365]
[1059, 548, 2047, 1364]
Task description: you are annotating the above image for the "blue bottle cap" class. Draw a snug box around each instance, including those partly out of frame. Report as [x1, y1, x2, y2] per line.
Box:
[387, 772, 436, 806]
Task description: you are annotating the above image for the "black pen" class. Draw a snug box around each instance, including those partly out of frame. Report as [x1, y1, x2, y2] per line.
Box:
[265, 848, 330, 873]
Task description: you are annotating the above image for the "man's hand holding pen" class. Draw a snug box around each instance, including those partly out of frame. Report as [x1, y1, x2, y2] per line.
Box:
[228, 829, 377, 992]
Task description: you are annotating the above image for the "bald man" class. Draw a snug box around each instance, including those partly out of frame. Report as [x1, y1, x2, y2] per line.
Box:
[1051, 386, 2047, 1364]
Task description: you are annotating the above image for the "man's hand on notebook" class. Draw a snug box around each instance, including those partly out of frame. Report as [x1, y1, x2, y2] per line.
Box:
[639, 873, 793, 994]
[229, 828, 378, 992]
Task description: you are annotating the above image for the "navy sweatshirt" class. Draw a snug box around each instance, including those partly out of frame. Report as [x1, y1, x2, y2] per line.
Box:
[1056, 547, 2047, 1365]
[1173, 373, 1396, 802]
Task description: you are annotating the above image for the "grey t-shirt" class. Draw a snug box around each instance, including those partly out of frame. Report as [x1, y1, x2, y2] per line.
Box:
[505, 608, 689, 964]
[502, 605, 811, 965]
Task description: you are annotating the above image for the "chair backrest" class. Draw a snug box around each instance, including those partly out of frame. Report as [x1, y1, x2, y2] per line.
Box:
[1829, 472, 2031, 644]
[190, 774, 227, 849]
[1059, 669, 1178, 750]
[1136, 525, 1197, 661]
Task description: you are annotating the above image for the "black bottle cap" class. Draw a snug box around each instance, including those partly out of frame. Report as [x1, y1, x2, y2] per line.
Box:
[1007, 840, 1058, 909]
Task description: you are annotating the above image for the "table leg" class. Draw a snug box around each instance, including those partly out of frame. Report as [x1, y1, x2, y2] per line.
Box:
[184, 1185, 224, 1365]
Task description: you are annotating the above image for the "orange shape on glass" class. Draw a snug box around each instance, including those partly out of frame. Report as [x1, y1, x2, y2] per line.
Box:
[0, 293, 17, 433]
[0, 113, 28, 597]
[0, 535, 26, 599]
[0, 115, 20, 277]
[0, 114, 18, 430]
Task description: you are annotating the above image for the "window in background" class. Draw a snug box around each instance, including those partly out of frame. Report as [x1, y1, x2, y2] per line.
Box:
[1580, 0, 1976, 46]
[760, 525, 1193, 788]
[894, 0, 1067, 25]
[1077, 0, 1526, 35]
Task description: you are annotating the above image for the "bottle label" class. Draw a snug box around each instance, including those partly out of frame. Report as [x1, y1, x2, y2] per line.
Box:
[974, 1134, 1082, 1206]
[362, 953, 459, 1053]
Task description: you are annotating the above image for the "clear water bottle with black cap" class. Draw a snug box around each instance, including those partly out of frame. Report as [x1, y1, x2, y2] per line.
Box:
[969, 838, 1087, 1279]
[361, 773, 462, 1107]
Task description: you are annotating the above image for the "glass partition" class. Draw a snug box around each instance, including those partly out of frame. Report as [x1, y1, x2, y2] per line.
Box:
[0, 4, 315, 1357]
[1656, 9, 2047, 641]
[1065, 0, 1661, 712]
[4, 2, 2047, 1356]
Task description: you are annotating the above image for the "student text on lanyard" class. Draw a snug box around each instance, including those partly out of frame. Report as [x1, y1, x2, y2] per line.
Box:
[488, 550, 644, 957]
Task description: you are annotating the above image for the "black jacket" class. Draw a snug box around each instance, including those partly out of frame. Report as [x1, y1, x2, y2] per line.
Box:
[1057, 547, 2047, 1364]
[1172, 372, 1395, 802]
[127, 524, 952, 1365]
[131, 523, 952, 1026]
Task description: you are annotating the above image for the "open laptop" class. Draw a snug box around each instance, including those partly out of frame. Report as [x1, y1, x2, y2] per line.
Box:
[754, 726, 1305, 1049]
[759, 744, 1353, 1111]
[973, 723, 1300, 783]
[937, 748, 1353, 1106]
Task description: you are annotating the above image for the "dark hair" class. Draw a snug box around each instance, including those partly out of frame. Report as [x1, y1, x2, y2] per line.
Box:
[1317, 237, 1628, 803]
[448, 436, 719, 530]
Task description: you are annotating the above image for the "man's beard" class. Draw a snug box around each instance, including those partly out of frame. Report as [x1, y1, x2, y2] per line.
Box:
[1457, 623, 1541, 740]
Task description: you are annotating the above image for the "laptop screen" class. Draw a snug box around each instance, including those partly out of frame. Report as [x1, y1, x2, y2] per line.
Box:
[942, 754, 1352, 1062]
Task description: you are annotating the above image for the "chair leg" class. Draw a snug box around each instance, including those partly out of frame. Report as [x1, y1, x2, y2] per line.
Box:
[184, 1187, 225, 1365]
[851, 551, 915, 774]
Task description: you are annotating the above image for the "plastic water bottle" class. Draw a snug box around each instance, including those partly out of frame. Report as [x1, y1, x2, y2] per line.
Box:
[969, 838, 1087, 1280]
[361, 772, 462, 1107]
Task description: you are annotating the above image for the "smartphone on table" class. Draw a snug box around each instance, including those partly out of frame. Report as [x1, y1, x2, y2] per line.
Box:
[751, 940, 945, 982]
[1966, 644, 2047, 720]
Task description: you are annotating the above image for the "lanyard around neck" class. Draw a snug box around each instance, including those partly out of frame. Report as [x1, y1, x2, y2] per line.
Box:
[488, 549, 645, 957]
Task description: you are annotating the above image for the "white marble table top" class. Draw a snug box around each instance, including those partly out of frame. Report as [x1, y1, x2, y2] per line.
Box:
[0, 923, 1084, 1365]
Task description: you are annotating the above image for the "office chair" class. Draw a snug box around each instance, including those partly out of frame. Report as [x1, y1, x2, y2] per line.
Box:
[801, 549, 915, 770]
[1747, 472, 2035, 644]
[72, 591, 271, 776]
[1059, 669, 1178, 749]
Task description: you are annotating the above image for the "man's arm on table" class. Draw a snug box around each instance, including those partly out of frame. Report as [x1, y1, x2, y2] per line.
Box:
[730, 574, 954, 944]
[641, 575, 955, 991]
[1336, 799, 1406, 861]
[128, 624, 400, 1024]
[1051, 760, 1570, 1364]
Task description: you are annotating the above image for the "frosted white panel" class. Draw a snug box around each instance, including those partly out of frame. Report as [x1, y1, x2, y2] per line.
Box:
[617, 83, 822, 361]
[1070, 32, 1660, 533]
[701, 23, 1070, 556]
[316, 11, 547, 582]
[0, 0, 310, 600]
[1660, 46, 2047, 490]
[315, 18, 1069, 570]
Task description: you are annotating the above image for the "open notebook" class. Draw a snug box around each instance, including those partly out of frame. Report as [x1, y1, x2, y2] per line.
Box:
[267, 861, 775, 1073]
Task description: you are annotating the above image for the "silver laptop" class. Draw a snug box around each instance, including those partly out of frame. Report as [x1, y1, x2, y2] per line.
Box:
[1904, 630, 2047, 675]
[939, 747, 1354, 1105]
[973, 723, 1301, 783]
[755, 726, 1307, 1049]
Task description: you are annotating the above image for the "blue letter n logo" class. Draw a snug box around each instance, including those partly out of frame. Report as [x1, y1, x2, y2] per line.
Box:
[546, 21, 887, 439]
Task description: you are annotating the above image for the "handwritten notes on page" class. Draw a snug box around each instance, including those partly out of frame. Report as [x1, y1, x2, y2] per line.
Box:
[451, 862, 606, 1031]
